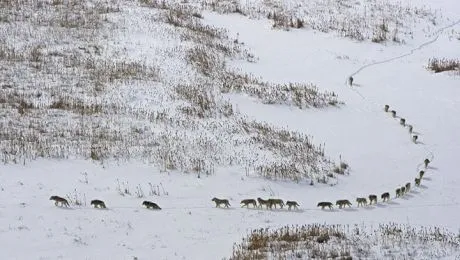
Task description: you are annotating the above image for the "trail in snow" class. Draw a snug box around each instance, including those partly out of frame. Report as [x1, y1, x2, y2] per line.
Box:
[346, 18, 460, 104]
[344, 79, 436, 173]
[343, 20, 460, 167]
[347, 18, 460, 104]
[349, 19, 460, 78]
[70, 201, 460, 212]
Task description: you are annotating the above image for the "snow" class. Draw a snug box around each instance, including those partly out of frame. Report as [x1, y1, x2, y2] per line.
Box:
[1, 0, 460, 259]
[1, 158, 459, 259]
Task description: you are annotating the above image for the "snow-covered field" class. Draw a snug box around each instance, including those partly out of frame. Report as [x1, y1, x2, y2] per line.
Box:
[1, 0, 459, 259]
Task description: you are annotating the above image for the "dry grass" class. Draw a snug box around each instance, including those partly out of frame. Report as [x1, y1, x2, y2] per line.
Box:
[427, 58, 460, 73]
[186, 46, 223, 77]
[268, 12, 304, 30]
[227, 223, 460, 259]
[240, 119, 333, 182]
[0, 0, 340, 183]
[220, 71, 342, 109]
[202, 0, 439, 43]
[0, 0, 159, 163]
[175, 83, 232, 119]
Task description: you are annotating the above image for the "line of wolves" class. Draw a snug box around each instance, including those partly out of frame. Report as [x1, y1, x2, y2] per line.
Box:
[384, 104, 422, 144]
[49, 196, 162, 210]
[50, 160, 431, 211]
[213, 157, 431, 211]
[317, 192, 393, 210]
[318, 158, 430, 209]
[384, 103, 430, 192]
[213, 175, 419, 211]
[317, 192, 398, 210]
[385, 103, 431, 196]
[212, 197, 300, 210]
[345, 80, 432, 208]
[349, 81, 421, 144]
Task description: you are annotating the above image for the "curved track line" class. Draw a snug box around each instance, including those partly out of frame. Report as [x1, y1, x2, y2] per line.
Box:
[349, 19, 460, 78]
[346, 18, 460, 108]
[345, 20, 460, 166]
[70, 201, 460, 212]
[337, 20, 460, 207]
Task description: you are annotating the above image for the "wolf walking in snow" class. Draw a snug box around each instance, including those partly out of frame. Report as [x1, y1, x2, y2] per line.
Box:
[317, 201, 333, 210]
[400, 186, 406, 195]
[368, 194, 378, 205]
[356, 197, 367, 207]
[286, 201, 300, 210]
[336, 199, 352, 209]
[348, 76, 353, 86]
[419, 170, 425, 179]
[50, 195, 70, 207]
[142, 201, 161, 210]
[267, 199, 284, 209]
[405, 182, 411, 193]
[257, 197, 270, 209]
[91, 199, 107, 209]
[240, 199, 257, 208]
[381, 192, 390, 202]
[400, 118, 406, 126]
[396, 188, 402, 197]
[390, 110, 397, 118]
[212, 197, 230, 208]
[424, 158, 430, 168]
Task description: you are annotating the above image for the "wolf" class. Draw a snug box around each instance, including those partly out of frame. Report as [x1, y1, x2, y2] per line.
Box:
[49, 195, 70, 207]
[267, 199, 284, 209]
[419, 170, 425, 179]
[412, 135, 418, 143]
[212, 197, 230, 208]
[317, 202, 333, 210]
[415, 177, 421, 186]
[336, 199, 352, 209]
[424, 158, 430, 168]
[405, 182, 411, 193]
[286, 201, 300, 210]
[240, 199, 257, 208]
[384, 105, 389, 112]
[257, 197, 270, 209]
[396, 188, 402, 197]
[381, 192, 390, 202]
[348, 76, 353, 86]
[142, 201, 161, 210]
[356, 197, 367, 207]
[400, 118, 406, 126]
[91, 199, 106, 209]
[368, 194, 378, 205]
[391, 110, 396, 118]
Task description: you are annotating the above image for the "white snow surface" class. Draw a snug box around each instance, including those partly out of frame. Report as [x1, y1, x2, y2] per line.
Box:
[1, 0, 460, 259]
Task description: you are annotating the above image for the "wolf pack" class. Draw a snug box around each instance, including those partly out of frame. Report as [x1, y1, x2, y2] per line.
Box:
[211, 157, 429, 211]
[49, 196, 162, 210]
[311, 102, 434, 210]
[49, 103, 433, 213]
[211, 197, 300, 211]
[194, 104, 434, 212]
[49, 157, 431, 212]
[49, 195, 301, 211]
[50, 156, 428, 212]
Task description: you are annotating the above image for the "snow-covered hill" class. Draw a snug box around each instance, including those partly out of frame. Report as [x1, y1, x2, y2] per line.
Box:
[0, 0, 459, 259]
